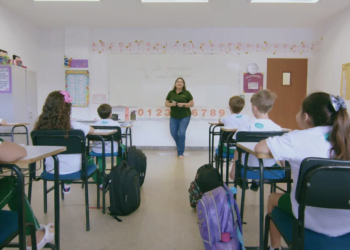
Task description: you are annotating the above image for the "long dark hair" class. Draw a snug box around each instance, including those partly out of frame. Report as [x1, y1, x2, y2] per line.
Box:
[173, 77, 186, 91]
[35, 91, 72, 133]
[302, 92, 350, 160]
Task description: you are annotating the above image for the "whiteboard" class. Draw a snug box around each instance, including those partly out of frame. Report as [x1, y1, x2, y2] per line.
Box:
[108, 54, 240, 107]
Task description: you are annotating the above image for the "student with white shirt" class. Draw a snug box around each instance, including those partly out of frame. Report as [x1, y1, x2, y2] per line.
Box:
[91, 103, 121, 154]
[218, 95, 250, 154]
[0, 118, 7, 125]
[255, 92, 350, 250]
[91, 104, 122, 188]
[34, 91, 94, 194]
[230, 89, 281, 191]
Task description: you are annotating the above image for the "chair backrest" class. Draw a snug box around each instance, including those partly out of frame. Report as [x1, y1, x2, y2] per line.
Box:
[220, 131, 236, 143]
[296, 157, 350, 210]
[235, 131, 288, 153]
[31, 130, 86, 155]
[89, 126, 122, 141]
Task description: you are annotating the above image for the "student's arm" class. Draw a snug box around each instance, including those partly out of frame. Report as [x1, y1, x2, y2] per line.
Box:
[88, 126, 95, 134]
[0, 119, 7, 125]
[165, 100, 176, 108]
[254, 139, 271, 154]
[0, 141, 27, 162]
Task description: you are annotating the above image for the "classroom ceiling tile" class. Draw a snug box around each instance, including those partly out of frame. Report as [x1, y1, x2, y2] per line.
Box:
[1, 0, 349, 28]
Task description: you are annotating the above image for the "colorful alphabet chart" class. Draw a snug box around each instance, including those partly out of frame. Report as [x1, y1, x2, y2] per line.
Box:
[65, 70, 89, 107]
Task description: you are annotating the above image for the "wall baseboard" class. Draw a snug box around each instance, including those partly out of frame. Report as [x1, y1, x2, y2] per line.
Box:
[136, 146, 208, 151]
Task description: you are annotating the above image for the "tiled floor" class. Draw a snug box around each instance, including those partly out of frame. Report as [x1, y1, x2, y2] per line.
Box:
[10, 151, 287, 250]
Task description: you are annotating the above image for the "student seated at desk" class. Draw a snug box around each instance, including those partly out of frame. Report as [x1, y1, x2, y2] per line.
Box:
[230, 89, 281, 191]
[91, 103, 121, 154]
[0, 139, 55, 249]
[0, 118, 7, 125]
[255, 92, 350, 250]
[34, 91, 94, 194]
[91, 104, 122, 188]
[218, 95, 250, 154]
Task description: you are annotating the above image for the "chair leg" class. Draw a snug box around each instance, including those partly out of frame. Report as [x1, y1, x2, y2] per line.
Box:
[264, 214, 271, 250]
[97, 171, 100, 210]
[240, 177, 247, 221]
[61, 182, 64, 201]
[43, 180, 47, 214]
[85, 178, 90, 231]
[270, 184, 274, 194]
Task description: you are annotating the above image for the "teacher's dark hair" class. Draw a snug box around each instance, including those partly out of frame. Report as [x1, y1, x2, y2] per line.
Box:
[173, 77, 186, 91]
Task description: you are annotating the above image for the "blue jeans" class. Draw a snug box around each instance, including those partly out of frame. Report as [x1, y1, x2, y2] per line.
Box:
[170, 116, 191, 156]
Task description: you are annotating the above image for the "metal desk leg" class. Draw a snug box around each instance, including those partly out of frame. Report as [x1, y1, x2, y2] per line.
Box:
[129, 127, 132, 147]
[209, 125, 213, 163]
[52, 155, 60, 250]
[259, 159, 265, 250]
[28, 162, 36, 203]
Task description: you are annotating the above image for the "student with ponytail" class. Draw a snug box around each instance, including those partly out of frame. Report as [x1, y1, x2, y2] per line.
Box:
[255, 92, 350, 250]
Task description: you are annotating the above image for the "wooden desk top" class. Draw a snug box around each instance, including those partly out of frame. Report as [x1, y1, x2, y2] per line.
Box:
[0, 146, 66, 164]
[120, 124, 133, 128]
[208, 122, 224, 126]
[0, 123, 29, 127]
[90, 129, 119, 136]
[220, 127, 238, 132]
[236, 142, 273, 159]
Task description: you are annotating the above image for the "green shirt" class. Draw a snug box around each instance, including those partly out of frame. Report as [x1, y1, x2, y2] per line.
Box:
[166, 89, 193, 119]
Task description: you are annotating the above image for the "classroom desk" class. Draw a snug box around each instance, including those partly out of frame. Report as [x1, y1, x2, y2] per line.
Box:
[208, 122, 224, 165]
[121, 124, 133, 148]
[0, 123, 30, 145]
[0, 146, 66, 250]
[91, 129, 119, 136]
[236, 142, 275, 250]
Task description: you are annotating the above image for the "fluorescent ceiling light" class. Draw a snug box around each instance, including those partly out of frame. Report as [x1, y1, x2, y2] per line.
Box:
[142, 0, 208, 2]
[250, 0, 318, 3]
[34, 0, 100, 2]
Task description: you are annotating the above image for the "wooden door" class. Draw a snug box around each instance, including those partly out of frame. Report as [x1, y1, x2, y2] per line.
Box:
[267, 58, 308, 130]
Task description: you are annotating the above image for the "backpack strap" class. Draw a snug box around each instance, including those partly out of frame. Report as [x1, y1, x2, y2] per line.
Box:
[223, 184, 245, 250]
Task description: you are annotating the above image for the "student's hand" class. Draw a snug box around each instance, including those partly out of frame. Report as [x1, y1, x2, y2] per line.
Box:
[177, 103, 185, 107]
[0, 119, 7, 125]
[0, 141, 27, 162]
[171, 102, 177, 107]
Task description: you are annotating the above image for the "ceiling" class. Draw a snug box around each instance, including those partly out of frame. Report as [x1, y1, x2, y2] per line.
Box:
[1, 0, 349, 28]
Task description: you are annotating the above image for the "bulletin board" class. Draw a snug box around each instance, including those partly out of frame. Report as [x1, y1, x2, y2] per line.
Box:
[341, 63, 350, 100]
[65, 70, 89, 107]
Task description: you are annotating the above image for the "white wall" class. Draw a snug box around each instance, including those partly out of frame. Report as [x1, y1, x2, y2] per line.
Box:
[0, 4, 39, 72]
[37, 27, 314, 147]
[309, 6, 350, 101]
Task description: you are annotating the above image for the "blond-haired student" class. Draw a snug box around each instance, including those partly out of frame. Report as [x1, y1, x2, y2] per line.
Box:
[230, 89, 281, 191]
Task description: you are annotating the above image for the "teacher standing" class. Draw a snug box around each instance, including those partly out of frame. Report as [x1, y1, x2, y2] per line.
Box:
[165, 77, 194, 159]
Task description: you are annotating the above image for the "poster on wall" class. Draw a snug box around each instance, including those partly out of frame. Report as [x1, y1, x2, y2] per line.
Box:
[0, 66, 11, 93]
[340, 63, 350, 100]
[65, 70, 89, 107]
[243, 73, 263, 93]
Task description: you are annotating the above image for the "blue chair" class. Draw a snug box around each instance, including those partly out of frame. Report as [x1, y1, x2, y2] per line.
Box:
[30, 130, 99, 232]
[264, 157, 350, 250]
[0, 165, 49, 250]
[87, 125, 125, 214]
[215, 130, 236, 184]
[234, 131, 292, 221]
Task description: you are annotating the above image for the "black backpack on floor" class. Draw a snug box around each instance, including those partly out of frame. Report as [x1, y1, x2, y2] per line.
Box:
[127, 146, 147, 187]
[188, 164, 222, 208]
[109, 161, 141, 221]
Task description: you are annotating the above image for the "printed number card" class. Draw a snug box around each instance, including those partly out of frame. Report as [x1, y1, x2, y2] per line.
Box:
[65, 70, 89, 107]
[164, 108, 171, 118]
[137, 108, 146, 119]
